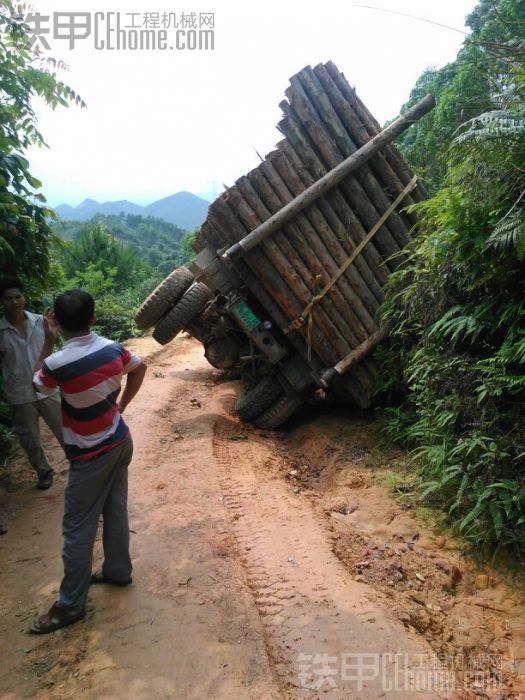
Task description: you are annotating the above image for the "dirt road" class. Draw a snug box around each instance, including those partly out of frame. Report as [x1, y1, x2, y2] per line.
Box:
[1, 336, 524, 699]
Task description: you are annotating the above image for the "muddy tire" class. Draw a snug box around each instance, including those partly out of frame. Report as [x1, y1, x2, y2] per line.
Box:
[252, 393, 302, 430]
[204, 337, 240, 370]
[235, 376, 283, 422]
[153, 283, 213, 345]
[135, 267, 194, 330]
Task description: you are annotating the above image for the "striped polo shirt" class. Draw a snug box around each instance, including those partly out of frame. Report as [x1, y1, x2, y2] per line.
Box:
[33, 333, 142, 462]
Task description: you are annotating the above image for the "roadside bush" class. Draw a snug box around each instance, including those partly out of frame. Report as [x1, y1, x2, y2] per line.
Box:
[380, 102, 525, 555]
[51, 223, 163, 341]
[379, 0, 525, 556]
[91, 291, 145, 342]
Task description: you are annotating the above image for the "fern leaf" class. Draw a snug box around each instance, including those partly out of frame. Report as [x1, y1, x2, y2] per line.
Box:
[485, 210, 525, 259]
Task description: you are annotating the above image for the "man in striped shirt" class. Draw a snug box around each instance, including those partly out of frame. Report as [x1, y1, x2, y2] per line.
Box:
[30, 289, 147, 633]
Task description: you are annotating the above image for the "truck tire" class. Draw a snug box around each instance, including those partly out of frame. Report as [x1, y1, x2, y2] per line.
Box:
[153, 283, 213, 345]
[135, 267, 194, 330]
[204, 337, 240, 369]
[252, 393, 302, 430]
[235, 376, 283, 422]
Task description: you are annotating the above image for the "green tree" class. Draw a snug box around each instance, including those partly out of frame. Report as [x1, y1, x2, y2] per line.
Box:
[0, 1, 83, 293]
[59, 222, 150, 290]
[0, 2, 82, 456]
[54, 223, 156, 340]
[177, 229, 197, 265]
[380, 0, 525, 555]
[395, 0, 524, 192]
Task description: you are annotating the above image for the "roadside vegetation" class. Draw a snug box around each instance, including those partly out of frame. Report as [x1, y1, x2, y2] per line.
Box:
[47, 218, 197, 339]
[380, 0, 525, 557]
[55, 214, 194, 275]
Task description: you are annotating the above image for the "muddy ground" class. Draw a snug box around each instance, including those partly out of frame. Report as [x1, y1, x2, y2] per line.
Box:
[0, 335, 524, 699]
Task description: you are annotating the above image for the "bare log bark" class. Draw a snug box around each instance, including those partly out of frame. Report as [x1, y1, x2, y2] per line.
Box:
[286, 76, 410, 251]
[258, 156, 380, 331]
[305, 64, 419, 228]
[274, 141, 388, 298]
[276, 113, 399, 273]
[222, 93, 434, 261]
[231, 179, 377, 395]
[324, 61, 427, 203]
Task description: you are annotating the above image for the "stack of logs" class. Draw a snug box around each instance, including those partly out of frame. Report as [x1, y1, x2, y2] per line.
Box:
[195, 62, 425, 407]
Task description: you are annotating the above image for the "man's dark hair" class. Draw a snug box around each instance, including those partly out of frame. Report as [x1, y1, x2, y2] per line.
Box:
[54, 289, 95, 332]
[0, 277, 24, 297]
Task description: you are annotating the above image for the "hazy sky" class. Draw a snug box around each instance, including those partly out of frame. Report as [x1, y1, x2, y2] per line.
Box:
[26, 0, 478, 207]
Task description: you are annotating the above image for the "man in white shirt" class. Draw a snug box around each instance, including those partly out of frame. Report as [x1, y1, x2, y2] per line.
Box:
[0, 278, 63, 489]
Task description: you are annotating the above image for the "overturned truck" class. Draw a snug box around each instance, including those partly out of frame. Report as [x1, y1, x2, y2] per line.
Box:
[135, 61, 434, 428]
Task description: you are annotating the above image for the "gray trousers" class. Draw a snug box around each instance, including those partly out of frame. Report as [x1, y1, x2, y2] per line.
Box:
[10, 394, 63, 477]
[59, 436, 133, 612]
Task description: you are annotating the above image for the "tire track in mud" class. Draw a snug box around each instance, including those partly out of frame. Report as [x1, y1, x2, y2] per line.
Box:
[213, 415, 446, 700]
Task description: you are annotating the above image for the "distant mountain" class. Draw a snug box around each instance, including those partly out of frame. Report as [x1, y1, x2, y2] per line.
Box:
[144, 192, 210, 230]
[54, 191, 210, 231]
[54, 198, 142, 221]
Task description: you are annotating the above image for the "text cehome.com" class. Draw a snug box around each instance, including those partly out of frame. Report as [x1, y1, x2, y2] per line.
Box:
[26, 11, 215, 51]
[93, 14, 214, 50]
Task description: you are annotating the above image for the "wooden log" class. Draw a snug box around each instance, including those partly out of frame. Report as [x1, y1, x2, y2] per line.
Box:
[248, 164, 375, 343]
[235, 175, 359, 349]
[195, 220, 223, 252]
[324, 61, 427, 203]
[254, 160, 378, 404]
[279, 101, 401, 265]
[336, 365, 377, 407]
[310, 63, 420, 228]
[274, 141, 388, 298]
[229, 181, 376, 395]
[286, 77, 410, 251]
[276, 111, 399, 274]
[259, 156, 381, 331]
[208, 193, 249, 246]
[224, 185, 345, 367]
[321, 327, 388, 386]
[207, 199, 334, 370]
[222, 93, 435, 261]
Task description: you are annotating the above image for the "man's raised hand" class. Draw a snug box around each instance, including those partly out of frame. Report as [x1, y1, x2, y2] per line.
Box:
[43, 308, 60, 345]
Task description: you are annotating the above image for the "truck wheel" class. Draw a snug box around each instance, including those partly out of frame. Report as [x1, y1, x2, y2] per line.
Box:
[153, 283, 213, 345]
[235, 376, 283, 422]
[252, 393, 302, 430]
[135, 267, 194, 330]
[204, 337, 240, 369]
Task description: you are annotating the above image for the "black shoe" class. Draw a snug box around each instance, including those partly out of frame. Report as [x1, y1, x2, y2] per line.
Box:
[37, 471, 54, 490]
[0, 524, 7, 535]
